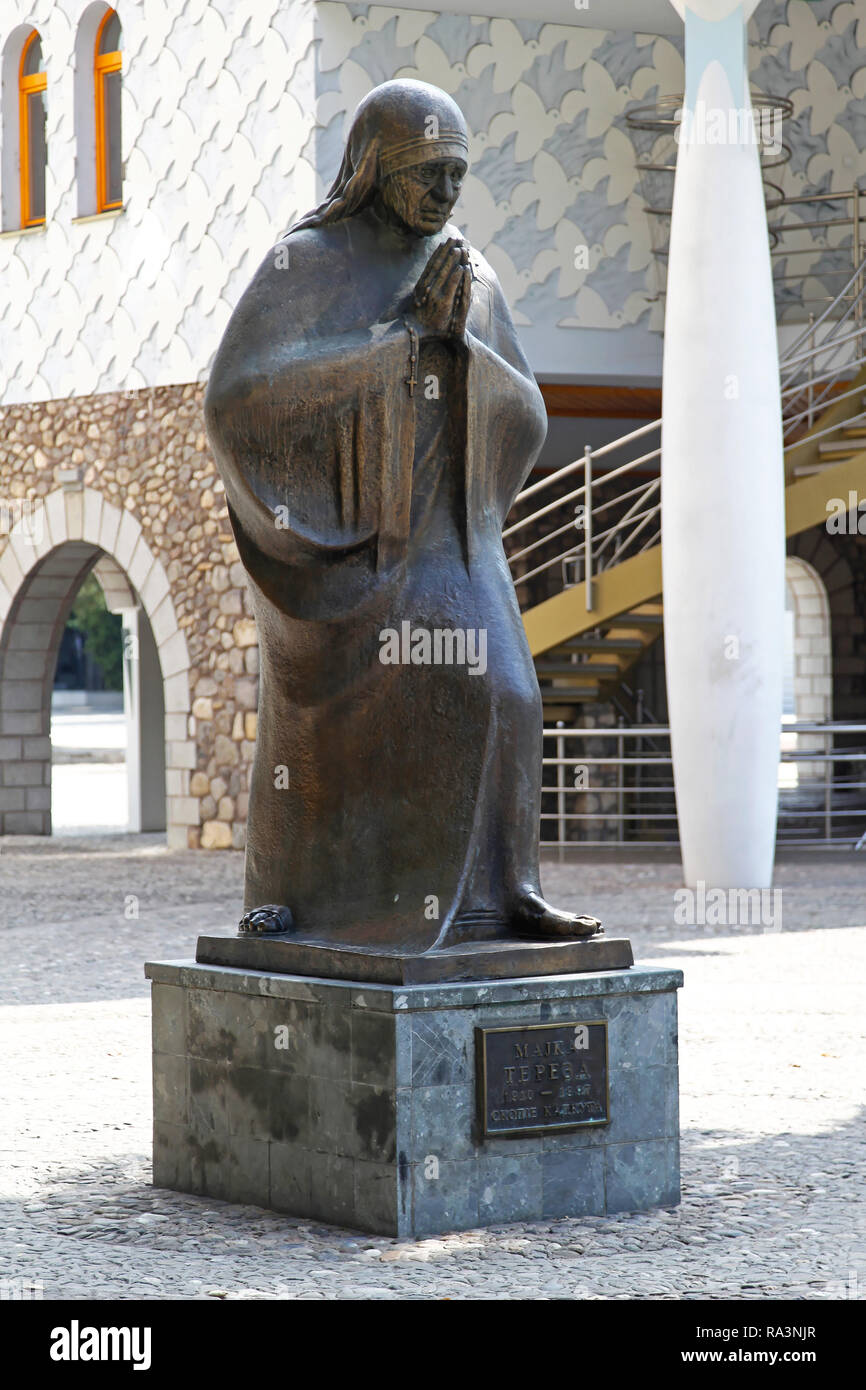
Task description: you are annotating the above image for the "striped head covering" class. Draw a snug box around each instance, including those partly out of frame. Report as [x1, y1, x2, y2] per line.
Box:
[291, 79, 469, 232]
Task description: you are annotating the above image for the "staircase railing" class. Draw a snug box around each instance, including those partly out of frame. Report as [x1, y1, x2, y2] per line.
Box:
[541, 722, 866, 849]
[779, 251, 866, 448]
[505, 421, 661, 611]
[507, 249, 866, 612]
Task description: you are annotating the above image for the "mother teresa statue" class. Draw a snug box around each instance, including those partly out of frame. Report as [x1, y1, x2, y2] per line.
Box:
[204, 80, 602, 958]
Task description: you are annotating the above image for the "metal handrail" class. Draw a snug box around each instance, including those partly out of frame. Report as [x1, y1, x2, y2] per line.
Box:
[542, 723, 866, 736]
[781, 361, 866, 407]
[513, 496, 661, 591]
[506, 238, 866, 619]
[783, 408, 866, 453]
[504, 481, 588, 547]
[594, 480, 660, 566]
[780, 267, 866, 384]
[780, 322, 866, 375]
[783, 357, 866, 434]
[510, 264, 856, 541]
[515, 539, 589, 590]
[597, 502, 660, 563]
[782, 374, 866, 436]
[540, 723, 866, 848]
[506, 441, 661, 537]
[511, 418, 660, 507]
[507, 422, 660, 513]
[509, 485, 659, 571]
[507, 421, 663, 601]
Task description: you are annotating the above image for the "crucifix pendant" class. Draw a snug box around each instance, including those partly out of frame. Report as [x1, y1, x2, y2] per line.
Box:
[404, 320, 419, 397]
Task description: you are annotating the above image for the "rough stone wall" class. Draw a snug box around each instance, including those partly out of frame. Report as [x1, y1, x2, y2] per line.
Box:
[0, 383, 257, 850]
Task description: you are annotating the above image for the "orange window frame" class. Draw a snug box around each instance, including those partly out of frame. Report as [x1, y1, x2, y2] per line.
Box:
[95, 10, 122, 212]
[19, 30, 47, 228]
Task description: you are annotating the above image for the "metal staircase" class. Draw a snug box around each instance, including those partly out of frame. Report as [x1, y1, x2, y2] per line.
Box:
[531, 606, 663, 719]
[508, 254, 866, 712]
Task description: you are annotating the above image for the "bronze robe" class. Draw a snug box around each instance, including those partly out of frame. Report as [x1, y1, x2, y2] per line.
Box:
[205, 207, 548, 953]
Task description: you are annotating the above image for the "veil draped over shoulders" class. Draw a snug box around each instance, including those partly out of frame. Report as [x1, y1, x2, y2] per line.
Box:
[203, 82, 550, 953]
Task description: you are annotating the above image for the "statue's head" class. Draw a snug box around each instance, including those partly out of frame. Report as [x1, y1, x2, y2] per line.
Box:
[376, 149, 467, 237]
[292, 79, 469, 236]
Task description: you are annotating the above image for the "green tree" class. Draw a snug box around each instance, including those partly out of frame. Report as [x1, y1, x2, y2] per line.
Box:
[66, 574, 124, 691]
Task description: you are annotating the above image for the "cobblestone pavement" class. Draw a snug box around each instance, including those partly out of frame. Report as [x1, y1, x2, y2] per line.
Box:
[0, 835, 864, 1300]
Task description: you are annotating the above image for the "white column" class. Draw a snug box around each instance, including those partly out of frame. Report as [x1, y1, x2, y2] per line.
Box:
[121, 606, 167, 834]
[662, 0, 785, 888]
[122, 609, 142, 833]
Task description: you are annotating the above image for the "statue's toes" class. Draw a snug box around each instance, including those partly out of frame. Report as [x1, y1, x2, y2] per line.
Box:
[238, 904, 294, 936]
[528, 910, 602, 940]
[512, 891, 603, 940]
[570, 914, 604, 938]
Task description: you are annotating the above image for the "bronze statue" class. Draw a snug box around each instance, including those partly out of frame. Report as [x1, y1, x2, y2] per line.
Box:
[204, 79, 602, 960]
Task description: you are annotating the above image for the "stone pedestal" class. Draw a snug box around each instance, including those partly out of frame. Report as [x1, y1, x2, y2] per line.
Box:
[145, 960, 683, 1237]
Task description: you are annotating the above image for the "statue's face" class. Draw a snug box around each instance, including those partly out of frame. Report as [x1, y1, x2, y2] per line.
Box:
[380, 157, 467, 236]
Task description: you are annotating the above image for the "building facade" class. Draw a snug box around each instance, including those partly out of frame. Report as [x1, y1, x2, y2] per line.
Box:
[0, 0, 864, 850]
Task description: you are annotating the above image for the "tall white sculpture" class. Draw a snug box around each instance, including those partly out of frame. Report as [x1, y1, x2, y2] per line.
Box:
[662, 0, 785, 888]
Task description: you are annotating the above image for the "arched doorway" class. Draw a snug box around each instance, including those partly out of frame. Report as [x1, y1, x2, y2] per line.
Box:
[780, 556, 832, 790]
[0, 487, 194, 844]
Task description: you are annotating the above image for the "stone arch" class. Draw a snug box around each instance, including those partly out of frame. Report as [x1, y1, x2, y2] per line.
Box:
[92, 552, 136, 612]
[785, 556, 832, 725]
[0, 485, 195, 846]
[783, 555, 833, 786]
[788, 525, 856, 718]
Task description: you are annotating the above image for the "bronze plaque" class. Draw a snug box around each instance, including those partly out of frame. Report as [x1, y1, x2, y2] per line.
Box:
[476, 1020, 609, 1137]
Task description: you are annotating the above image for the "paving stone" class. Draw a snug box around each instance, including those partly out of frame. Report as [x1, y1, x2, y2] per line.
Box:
[0, 838, 863, 1298]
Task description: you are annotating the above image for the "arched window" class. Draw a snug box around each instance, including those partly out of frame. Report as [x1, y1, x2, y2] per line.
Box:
[19, 29, 47, 227]
[94, 9, 122, 212]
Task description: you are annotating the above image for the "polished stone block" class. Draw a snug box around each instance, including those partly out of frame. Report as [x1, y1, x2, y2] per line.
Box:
[146, 959, 683, 1237]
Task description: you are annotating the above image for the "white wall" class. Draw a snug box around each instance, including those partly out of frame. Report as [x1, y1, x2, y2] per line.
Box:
[0, 0, 320, 404]
[0, 0, 681, 403]
[1, 0, 863, 405]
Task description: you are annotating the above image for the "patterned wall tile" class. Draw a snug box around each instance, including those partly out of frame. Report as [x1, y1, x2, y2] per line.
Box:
[0, 1, 864, 406]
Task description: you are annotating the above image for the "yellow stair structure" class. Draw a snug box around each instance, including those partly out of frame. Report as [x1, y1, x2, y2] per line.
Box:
[511, 355, 866, 714]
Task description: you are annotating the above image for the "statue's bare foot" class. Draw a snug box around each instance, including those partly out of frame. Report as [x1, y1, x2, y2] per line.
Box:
[512, 889, 602, 940]
[238, 904, 294, 936]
